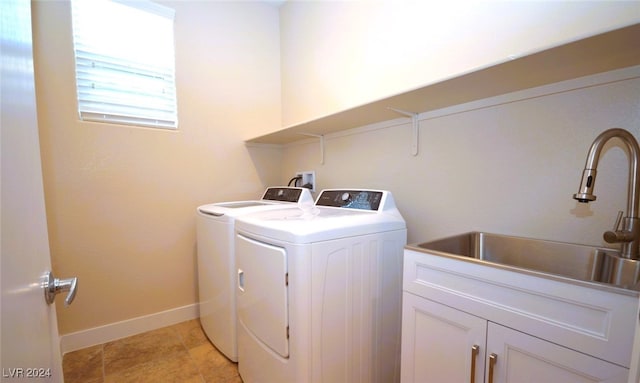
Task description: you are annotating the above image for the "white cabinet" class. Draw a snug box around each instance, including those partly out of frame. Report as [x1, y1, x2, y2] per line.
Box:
[401, 248, 639, 383]
[487, 322, 627, 383]
[401, 293, 486, 383]
[402, 293, 629, 383]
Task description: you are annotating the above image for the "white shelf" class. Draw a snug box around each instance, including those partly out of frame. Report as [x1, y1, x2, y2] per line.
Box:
[247, 24, 640, 146]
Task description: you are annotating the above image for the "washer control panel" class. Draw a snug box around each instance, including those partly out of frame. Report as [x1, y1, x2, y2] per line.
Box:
[262, 187, 304, 203]
[315, 190, 384, 211]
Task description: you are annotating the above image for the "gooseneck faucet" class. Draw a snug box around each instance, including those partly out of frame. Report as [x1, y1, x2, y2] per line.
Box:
[573, 128, 640, 259]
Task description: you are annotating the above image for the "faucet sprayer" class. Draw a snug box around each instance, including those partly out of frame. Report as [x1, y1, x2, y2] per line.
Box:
[573, 128, 640, 260]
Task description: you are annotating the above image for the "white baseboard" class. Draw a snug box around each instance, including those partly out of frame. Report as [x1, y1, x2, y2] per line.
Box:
[59, 303, 199, 355]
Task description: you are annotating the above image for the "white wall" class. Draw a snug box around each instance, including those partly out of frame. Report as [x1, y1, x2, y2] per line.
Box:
[282, 67, 640, 247]
[280, 1, 640, 128]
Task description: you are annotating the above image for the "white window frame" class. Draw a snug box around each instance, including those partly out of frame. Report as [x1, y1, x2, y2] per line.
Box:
[71, 0, 178, 129]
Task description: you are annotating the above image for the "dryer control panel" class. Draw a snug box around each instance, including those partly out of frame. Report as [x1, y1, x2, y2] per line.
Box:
[315, 190, 384, 211]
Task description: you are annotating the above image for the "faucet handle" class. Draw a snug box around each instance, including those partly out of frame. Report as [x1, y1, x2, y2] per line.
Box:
[604, 211, 631, 244]
[613, 210, 624, 231]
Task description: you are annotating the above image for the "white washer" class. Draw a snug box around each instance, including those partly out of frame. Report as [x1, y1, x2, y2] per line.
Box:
[196, 187, 313, 362]
[234, 189, 406, 383]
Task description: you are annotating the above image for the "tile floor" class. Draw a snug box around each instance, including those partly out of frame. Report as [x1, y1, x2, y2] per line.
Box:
[62, 319, 241, 383]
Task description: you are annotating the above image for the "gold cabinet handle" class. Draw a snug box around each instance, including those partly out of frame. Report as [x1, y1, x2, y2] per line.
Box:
[470, 345, 480, 383]
[488, 353, 498, 383]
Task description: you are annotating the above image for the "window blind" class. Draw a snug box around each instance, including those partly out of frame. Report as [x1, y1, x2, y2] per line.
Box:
[71, 0, 178, 129]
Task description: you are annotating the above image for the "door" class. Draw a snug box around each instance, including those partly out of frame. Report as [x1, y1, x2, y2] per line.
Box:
[487, 322, 628, 383]
[236, 234, 289, 357]
[400, 293, 487, 383]
[1, 0, 63, 380]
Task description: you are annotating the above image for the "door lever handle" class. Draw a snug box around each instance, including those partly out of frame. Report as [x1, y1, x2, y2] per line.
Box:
[43, 271, 78, 307]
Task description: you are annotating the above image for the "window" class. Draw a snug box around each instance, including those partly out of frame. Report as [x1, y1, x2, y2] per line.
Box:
[71, 0, 178, 129]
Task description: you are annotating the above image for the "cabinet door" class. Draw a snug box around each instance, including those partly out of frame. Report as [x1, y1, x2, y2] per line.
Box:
[487, 323, 628, 383]
[401, 293, 486, 383]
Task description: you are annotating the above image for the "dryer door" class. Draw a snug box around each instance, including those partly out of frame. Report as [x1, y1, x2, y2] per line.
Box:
[236, 234, 289, 358]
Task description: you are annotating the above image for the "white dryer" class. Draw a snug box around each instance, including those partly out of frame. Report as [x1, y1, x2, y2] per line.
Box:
[234, 189, 406, 383]
[196, 187, 313, 362]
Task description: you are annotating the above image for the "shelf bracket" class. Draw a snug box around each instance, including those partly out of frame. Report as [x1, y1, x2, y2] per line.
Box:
[388, 107, 419, 156]
[298, 133, 325, 164]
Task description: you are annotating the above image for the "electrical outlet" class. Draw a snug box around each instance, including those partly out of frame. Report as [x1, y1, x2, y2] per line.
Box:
[296, 171, 316, 192]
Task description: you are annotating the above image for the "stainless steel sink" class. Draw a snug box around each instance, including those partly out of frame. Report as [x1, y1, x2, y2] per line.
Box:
[407, 232, 640, 291]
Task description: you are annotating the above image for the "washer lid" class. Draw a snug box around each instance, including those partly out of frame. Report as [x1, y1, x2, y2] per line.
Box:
[214, 201, 274, 209]
[197, 187, 313, 218]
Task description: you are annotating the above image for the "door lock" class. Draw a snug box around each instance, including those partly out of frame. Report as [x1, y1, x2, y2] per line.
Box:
[43, 271, 78, 307]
